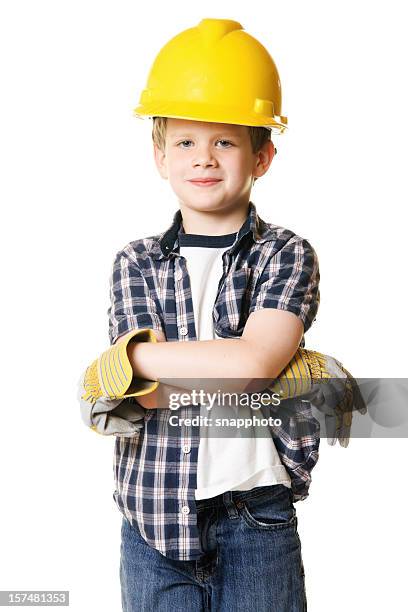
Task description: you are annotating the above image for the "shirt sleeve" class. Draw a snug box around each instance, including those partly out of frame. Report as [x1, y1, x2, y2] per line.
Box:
[248, 237, 320, 334]
[107, 252, 165, 345]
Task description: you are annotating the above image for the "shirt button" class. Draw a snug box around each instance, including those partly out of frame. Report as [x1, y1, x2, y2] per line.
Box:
[179, 326, 188, 336]
[175, 269, 183, 281]
[182, 445, 191, 454]
[181, 505, 190, 515]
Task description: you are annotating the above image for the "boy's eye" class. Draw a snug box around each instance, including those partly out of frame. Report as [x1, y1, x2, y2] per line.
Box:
[178, 140, 193, 149]
[216, 140, 233, 147]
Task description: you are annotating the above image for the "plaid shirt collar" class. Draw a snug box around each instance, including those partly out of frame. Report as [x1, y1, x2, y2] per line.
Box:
[146, 201, 277, 260]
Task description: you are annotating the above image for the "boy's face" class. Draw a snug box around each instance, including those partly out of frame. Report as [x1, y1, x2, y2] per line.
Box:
[153, 119, 274, 215]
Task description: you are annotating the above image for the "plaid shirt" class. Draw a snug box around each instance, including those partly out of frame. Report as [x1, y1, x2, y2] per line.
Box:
[107, 201, 320, 561]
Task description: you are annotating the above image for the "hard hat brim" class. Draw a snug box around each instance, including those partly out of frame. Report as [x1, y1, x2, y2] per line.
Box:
[133, 101, 287, 134]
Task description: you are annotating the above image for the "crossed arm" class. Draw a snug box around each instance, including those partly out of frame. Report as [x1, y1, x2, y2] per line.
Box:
[120, 308, 304, 409]
[105, 237, 319, 410]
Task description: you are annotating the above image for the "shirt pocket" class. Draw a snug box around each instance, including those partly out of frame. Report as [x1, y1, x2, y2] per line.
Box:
[213, 268, 253, 338]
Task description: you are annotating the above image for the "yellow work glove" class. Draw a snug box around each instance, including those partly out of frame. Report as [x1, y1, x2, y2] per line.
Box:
[80, 328, 159, 405]
[270, 348, 322, 399]
[266, 348, 367, 447]
[77, 372, 148, 437]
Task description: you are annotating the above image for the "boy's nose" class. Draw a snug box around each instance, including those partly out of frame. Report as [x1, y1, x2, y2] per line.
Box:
[192, 148, 218, 167]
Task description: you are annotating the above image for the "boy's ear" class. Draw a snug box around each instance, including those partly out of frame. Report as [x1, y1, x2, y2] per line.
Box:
[253, 140, 275, 180]
[153, 143, 168, 180]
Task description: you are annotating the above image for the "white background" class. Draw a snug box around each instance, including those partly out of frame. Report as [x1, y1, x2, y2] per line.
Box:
[1, 1, 407, 610]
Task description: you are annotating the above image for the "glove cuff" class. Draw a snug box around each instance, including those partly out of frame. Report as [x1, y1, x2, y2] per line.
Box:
[97, 328, 159, 399]
[267, 348, 312, 400]
[301, 349, 331, 380]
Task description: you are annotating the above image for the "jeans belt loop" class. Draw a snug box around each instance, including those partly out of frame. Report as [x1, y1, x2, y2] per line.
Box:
[222, 490, 240, 519]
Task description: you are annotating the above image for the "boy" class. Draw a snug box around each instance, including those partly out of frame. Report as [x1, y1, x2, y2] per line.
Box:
[81, 18, 327, 611]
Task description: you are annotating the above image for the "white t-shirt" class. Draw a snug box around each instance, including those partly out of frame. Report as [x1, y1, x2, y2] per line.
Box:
[178, 231, 292, 500]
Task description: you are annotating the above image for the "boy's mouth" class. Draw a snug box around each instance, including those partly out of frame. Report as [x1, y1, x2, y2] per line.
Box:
[187, 178, 222, 187]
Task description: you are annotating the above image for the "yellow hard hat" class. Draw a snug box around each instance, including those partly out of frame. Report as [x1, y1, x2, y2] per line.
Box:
[133, 18, 288, 134]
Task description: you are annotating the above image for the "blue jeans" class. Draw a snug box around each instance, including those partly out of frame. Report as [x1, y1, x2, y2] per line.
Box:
[120, 484, 307, 611]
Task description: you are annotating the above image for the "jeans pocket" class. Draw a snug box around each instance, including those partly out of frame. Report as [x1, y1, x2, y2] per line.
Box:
[239, 486, 296, 531]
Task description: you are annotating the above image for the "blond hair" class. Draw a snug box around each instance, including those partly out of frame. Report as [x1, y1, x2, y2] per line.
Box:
[152, 116, 271, 154]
